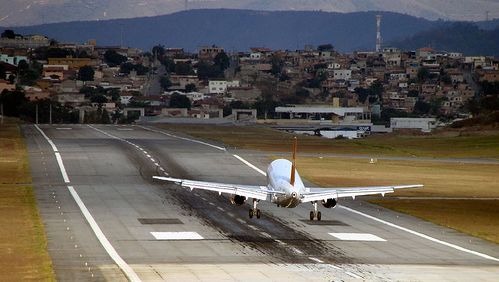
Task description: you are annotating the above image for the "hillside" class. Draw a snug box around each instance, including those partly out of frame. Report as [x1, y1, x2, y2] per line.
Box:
[4, 10, 440, 52]
[1, 0, 499, 26]
[390, 23, 499, 56]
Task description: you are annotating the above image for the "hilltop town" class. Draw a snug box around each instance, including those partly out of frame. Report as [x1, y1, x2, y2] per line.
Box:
[1, 29, 498, 136]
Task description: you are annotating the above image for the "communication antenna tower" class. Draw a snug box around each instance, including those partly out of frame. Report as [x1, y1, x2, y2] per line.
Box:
[376, 15, 382, 52]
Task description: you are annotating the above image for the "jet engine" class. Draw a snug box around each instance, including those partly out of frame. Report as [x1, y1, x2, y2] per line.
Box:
[231, 195, 246, 206]
[322, 198, 337, 208]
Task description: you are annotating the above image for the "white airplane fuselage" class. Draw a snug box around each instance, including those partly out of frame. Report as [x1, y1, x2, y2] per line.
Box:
[267, 159, 306, 208]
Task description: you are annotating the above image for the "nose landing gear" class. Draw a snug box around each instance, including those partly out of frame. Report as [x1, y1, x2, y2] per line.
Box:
[310, 201, 321, 221]
[249, 199, 261, 219]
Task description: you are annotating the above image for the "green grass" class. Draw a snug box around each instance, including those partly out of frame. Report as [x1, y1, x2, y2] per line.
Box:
[156, 124, 499, 159]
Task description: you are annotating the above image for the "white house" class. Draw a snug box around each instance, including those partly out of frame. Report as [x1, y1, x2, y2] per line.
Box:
[0, 54, 28, 66]
[333, 70, 352, 80]
[209, 80, 227, 94]
[390, 118, 437, 132]
[209, 80, 240, 94]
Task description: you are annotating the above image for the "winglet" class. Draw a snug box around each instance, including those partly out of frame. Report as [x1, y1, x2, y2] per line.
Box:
[290, 137, 297, 186]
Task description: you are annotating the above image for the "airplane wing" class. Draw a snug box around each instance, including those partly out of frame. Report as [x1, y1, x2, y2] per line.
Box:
[153, 176, 285, 200]
[301, 184, 423, 203]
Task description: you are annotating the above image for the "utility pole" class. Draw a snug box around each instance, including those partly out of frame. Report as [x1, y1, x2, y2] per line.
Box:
[49, 103, 52, 124]
[35, 103, 39, 124]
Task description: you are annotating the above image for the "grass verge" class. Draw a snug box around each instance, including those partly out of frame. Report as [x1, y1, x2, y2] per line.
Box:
[156, 124, 499, 159]
[0, 118, 54, 281]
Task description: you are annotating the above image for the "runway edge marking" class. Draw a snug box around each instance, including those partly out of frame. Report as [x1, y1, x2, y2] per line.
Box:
[34, 125, 142, 282]
[340, 205, 499, 262]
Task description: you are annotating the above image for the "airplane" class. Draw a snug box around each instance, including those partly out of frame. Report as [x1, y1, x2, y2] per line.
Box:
[153, 137, 423, 221]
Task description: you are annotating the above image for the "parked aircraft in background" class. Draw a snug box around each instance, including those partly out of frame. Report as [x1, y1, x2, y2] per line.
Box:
[154, 138, 423, 220]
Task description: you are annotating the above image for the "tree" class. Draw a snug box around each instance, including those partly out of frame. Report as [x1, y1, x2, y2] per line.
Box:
[413, 100, 431, 115]
[197, 61, 223, 80]
[47, 48, 74, 58]
[169, 93, 191, 109]
[174, 62, 194, 75]
[214, 51, 230, 71]
[354, 87, 370, 103]
[270, 55, 284, 76]
[369, 81, 384, 100]
[317, 44, 334, 51]
[185, 83, 197, 92]
[90, 94, 108, 104]
[0, 90, 28, 117]
[0, 64, 6, 80]
[78, 66, 95, 81]
[295, 88, 310, 98]
[417, 67, 430, 82]
[1, 29, 16, 39]
[152, 45, 165, 57]
[104, 50, 127, 67]
[407, 90, 419, 97]
[160, 76, 172, 91]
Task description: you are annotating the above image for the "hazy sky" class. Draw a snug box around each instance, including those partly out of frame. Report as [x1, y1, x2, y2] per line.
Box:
[1, 0, 498, 26]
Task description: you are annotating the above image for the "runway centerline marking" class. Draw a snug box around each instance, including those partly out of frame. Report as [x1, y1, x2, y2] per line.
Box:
[34, 125, 142, 282]
[137, 125, 226, 151]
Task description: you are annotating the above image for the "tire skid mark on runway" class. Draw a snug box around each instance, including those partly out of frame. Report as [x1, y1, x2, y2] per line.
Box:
[130, 126, 354, 270]
[34, 125, 142, 282]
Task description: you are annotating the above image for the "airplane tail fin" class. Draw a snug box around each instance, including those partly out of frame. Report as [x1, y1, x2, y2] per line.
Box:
[290, 137, 297, 186]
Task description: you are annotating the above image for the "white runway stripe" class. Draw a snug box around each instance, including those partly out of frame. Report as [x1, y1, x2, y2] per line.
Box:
[151, 232, 203, 240]
[329, 233, 386, 242]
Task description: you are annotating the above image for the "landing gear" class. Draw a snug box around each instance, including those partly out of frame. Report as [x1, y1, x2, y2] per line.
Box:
[249, 199, 261, 219]
[310, 201, 322, 221]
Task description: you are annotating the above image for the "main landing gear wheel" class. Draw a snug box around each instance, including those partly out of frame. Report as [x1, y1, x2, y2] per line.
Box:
[249, 199, 261, 219]
[310, 202, 322, 221]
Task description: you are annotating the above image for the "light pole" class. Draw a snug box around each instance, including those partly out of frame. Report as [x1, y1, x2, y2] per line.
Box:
[35, 102, 39, 124]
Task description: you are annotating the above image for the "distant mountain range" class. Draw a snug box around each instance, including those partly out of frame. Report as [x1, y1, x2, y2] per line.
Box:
[1, 0, 499, 26]
[3, 10, 499, 55]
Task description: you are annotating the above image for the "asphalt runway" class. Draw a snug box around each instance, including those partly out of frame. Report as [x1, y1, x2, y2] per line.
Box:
[23, 124, 499, 281]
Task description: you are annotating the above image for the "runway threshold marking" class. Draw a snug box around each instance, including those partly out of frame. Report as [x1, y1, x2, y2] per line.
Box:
[329, 233, 386, 242]
[229, 153, 499, 263]
[151, 232, 203, 240]
[34, 125, 142, 282]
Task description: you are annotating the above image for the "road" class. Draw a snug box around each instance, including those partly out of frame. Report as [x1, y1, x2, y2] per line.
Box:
[23, 124, 499, 281]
